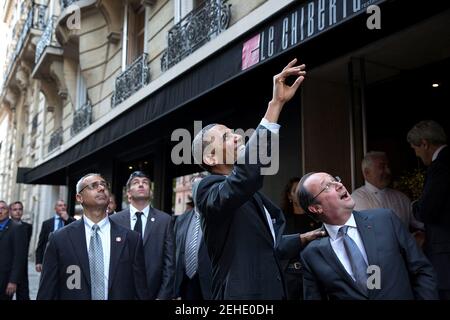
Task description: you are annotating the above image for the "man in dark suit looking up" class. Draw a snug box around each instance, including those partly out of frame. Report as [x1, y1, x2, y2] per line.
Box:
[35, 200, 75, 272]
[407, 120, 450, 299]
[174, 175, 212, 300]
[37, 173, 148, 300]
[110, 171, 175, 299]
[192, 59, 324, 300]
[297, 172, 438, 300]
[0, 200, 27, 300]
[9, 201, 32, 300]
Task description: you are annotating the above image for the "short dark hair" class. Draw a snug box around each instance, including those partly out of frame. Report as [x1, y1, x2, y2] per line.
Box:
[9, 201, 24, 210]
[126, 171, 150, 190]
[192, 123, 217, 172]
[296, 172, 317, 215]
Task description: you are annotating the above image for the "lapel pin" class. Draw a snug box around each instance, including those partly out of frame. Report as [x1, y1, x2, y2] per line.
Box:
[116, 237, 122, 242]
[367, 225, 372, 229]
[151, 217, 155, 222]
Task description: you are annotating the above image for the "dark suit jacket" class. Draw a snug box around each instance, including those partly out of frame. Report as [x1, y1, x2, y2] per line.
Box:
[301, 209, 438, 300]
[0, 219, 28, 296]
[20, 221, 32, 248]
[37, 218, 148, 300]
[36, 215, 75, 265]
[413, 146, 450, 290]
[173, 208, 212, 299]
[196, 126, 302, 300]
[111, 207, 175, 299]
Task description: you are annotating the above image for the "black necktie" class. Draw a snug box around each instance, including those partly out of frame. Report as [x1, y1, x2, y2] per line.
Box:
[134, 212, 143, 235]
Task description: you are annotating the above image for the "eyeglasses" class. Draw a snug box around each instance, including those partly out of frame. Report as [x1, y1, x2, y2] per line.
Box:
[79, 180, 110, 193]
[311, 176, 341, 201]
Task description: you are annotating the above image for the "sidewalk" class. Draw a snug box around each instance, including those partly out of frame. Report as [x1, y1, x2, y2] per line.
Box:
[28, 261, 40, 300]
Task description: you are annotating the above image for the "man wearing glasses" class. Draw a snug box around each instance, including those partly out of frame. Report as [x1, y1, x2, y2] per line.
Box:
[297, 172, 438, 300]
[37, 173, 149, 299]
[191, 59, 324, 300]
[111, 171, 175, 299]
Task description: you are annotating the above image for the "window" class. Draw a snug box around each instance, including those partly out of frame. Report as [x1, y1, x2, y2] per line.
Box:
[174, 0, 203, 23]
[76, 65, 87, 109]
[127, 5, 145, 65]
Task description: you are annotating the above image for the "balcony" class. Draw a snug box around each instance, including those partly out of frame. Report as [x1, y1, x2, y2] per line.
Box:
[35, 16, 58, 63]
[3, 3, 47, 84]
[60, 0, 78, 10]
[161, 0, 231, 71]
[48, 127, 63, 152]
[71, 101, 92, 136]
[111, 53, 150, 107]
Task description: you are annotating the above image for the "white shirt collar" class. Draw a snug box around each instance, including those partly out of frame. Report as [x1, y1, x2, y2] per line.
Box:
[129, 204, 149, 218]
[323, 213, 357, 241]
[364, 181, 383, 193]
[83, 214, 109, 232]
[432, 145, 447, 162]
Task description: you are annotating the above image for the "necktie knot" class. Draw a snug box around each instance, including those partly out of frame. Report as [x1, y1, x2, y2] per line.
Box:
[92, 224, 100, 233]
[134, 212, 143, 235]
[339, 225, 349, 236]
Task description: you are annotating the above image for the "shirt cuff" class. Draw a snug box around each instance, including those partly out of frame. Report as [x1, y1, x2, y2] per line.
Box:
[260, 118, 281, 135]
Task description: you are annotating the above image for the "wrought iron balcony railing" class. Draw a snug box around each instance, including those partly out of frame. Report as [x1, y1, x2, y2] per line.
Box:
[35, 16, 58, 63]
[71, 101, 92, 136]
[48, 127, 63, 152]
[60, 0, 78, 10]
[31, 114, 38, 135]
[161, 0, 231, 71]
[111, 53, 150, 107]
[3, 3, 47, 83]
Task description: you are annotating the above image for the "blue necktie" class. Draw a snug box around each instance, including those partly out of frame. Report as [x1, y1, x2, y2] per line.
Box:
[88, 224, 105, 300]
[58, 218, 64, 230]
[185, 211, 201, 279]
[339, 225, 368, 295]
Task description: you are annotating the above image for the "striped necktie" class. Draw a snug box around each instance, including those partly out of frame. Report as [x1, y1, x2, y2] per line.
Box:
[185, 211, 201, 279]
[88, 224, 105, 300]
[339, 225, 368, 295]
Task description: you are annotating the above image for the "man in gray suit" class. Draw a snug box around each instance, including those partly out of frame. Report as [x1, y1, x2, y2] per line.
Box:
[297, 172, 438, 300]
[110, 171, 175, 299]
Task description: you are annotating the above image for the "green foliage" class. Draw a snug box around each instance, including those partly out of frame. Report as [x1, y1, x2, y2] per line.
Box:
[393, 169, 425, 201]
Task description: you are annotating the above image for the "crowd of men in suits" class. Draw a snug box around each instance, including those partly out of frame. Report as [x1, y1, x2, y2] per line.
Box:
[1, 59, 449, 300]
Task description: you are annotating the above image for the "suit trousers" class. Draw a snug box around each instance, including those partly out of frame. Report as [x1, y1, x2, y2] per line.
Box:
[180, 273, 203, 300]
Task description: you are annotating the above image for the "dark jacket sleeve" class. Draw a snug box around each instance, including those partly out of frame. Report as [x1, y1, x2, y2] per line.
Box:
[301, 250, 326, 300]
[157, 217, 176, 299]
[9, 224, 28, 284]
[196, 126, 274, 218]
[36, 221, 49, 265]
[132, 233, 150, 300]
[390, 210, 439, 299]
[413, 160, 450, 224]
[277, 233, 302, 260]
[37, 233, 59, 300]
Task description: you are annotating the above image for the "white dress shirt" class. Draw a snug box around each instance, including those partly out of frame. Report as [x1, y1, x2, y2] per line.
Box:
[432, 144, 447, 162]
[323, 214, 369, 281]
[352, 181, 423, 229]
[53, 214, 62, 231]
[129, 204, 149, 238]
[261, 118, 279, 245]
[84, 215, 111, 299]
